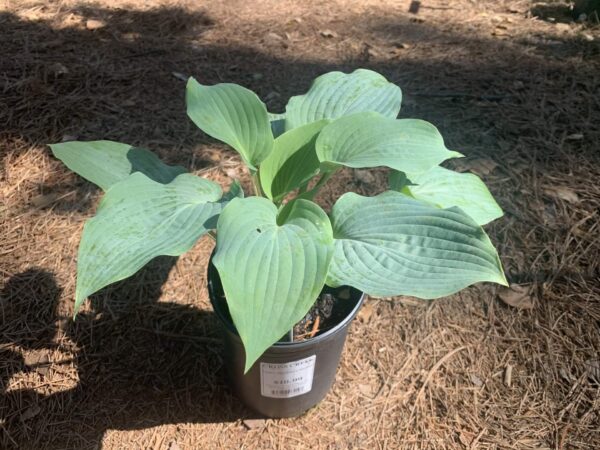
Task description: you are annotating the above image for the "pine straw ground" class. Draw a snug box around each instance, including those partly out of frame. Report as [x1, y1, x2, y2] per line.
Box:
[1, 0, 600, 448]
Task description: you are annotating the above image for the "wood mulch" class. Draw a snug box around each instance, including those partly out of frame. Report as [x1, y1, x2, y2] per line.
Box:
[1, 0, 599, 448]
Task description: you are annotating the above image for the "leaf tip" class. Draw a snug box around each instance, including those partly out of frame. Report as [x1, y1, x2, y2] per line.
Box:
[498, 271, 509, 287]
[185, 76, 199, 88]
[242, 347, 262, 374]
[73, 293, 86, 319]
[449, 150, 465, 159]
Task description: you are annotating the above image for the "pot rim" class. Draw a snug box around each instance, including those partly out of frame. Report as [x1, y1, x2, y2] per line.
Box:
[207, 257, 365, 349]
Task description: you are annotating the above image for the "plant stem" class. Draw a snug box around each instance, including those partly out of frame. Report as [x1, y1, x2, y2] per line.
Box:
[251, 171, 263, 197]
[208, 230, 217, 241]
[298, 182, 308, 195]
[304, 171, 335, 200]
[313, 171, 333, 192]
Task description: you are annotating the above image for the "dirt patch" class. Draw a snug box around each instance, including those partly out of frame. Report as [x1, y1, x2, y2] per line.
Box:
[1, 0, 599, 448]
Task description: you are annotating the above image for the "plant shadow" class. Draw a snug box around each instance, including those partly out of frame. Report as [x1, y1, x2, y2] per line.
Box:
[0, 264, 257, 450]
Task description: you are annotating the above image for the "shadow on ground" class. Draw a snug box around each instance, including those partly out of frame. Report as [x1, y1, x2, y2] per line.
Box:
[1, 2, 598, 217]
[0, 264, 255, 449]
[1, 3, 597, 151]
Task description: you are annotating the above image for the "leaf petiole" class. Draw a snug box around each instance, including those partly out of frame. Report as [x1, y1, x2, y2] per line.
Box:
[251, 171, 263, 197]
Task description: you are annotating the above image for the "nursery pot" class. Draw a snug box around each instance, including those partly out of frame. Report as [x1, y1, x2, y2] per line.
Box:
[207, 259, 364, 418]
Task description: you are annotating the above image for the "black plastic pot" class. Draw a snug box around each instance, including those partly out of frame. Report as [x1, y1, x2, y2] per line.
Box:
[207, 260, 364, 418]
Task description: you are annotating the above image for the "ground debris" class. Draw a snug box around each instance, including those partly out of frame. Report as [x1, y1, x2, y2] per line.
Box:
[242, 419, 266, 430]
[85, 19, 106, 30]
[498, 285, 535, 310]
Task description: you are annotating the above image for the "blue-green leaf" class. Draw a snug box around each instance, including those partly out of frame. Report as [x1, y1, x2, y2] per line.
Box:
[213, 197, 333, 372]
[316, 112, 462, 174]
[402, 167, 503, 225]
[327, 191, 507, 299]
[260, 120, 328, 201]
[186, 79, 274, 170]
[49, 140, 186, 191]
[75, 173, 231, 312]
[285, 69, 402, 130]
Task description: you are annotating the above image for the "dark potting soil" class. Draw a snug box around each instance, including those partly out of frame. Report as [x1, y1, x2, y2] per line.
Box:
[291, 287, 352, 342]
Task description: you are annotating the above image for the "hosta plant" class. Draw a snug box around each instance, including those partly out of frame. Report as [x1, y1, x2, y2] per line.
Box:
[50, 69, 507, 372]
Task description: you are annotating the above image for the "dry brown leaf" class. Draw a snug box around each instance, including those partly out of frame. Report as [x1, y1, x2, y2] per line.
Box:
[470, 374, 483, 387]
[354, 169, 375, 184]
[454, 158, 498, 176]
[498, 284, 534, 310]
[544, 186, 580, 204]
[86, 19, 106, 30]
[24, 350, 50, 367]
[459, 431, 475, 447]
[320, 29, 338, 38]
[30, 193, 60, 208]
[243, 418, 266, 430]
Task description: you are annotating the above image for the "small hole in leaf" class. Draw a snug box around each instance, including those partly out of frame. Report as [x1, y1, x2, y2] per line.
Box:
[256, 228, 261, 233]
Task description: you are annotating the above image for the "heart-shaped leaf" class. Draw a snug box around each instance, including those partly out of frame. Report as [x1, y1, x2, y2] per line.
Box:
[316, 112, 462, 173]
[213, 197, 333, 372]
[327, 191, 507, 298]
[260, 120, 328, 201]
[186, 79, 274, 170]
[50, 140, 186, 191]
[75, 173, 236, 312]
[285, 69, 402, 130]
[400, 166, 503, 225]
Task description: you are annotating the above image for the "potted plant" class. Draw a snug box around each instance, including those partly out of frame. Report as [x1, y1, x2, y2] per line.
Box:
[50, 69, 507, 418]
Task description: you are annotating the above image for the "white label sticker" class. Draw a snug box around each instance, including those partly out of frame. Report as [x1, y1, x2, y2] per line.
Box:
[260, 355, 316, 398]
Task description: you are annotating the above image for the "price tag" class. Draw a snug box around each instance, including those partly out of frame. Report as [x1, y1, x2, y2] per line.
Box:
[260, 355, 316, 398]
